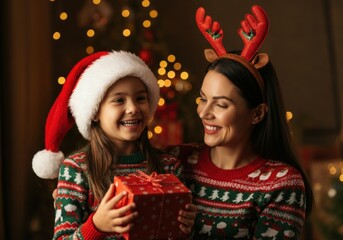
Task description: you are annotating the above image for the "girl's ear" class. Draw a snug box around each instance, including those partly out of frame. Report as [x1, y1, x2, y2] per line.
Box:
[92, 114, 99, 122]
[251, 103, 268, 124]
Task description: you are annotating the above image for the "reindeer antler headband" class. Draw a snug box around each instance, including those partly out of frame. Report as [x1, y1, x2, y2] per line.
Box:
[196, 5, 269, 100]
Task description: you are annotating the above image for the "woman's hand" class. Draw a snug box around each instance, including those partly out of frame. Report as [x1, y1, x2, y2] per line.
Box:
[177, 203, 197, 234]
[52, 189, 57, 208]
[52, 188, 57, 199]
[93, 184, 138, 233]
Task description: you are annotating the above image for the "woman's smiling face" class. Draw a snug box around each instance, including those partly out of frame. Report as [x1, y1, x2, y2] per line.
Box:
[197, 70, 256, 148]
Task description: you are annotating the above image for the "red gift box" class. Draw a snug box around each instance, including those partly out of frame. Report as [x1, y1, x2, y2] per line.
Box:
[114, 171, 192, 240]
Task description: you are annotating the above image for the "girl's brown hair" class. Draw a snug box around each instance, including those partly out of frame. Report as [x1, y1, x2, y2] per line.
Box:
[86, 122, 162, 201]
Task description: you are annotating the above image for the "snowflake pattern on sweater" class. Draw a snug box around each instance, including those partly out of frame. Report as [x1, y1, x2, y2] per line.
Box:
[167, 143, 306, 240]
[53, 151, 182, 240]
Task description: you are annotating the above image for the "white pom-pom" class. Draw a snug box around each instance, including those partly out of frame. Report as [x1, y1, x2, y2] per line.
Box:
[32, 149, 65, 179]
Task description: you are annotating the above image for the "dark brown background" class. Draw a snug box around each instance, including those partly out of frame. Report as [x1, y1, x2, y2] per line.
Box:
[1, 0, 343, 239]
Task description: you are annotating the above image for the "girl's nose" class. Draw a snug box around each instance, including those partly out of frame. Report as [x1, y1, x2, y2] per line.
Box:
[125, 100, 139, 114]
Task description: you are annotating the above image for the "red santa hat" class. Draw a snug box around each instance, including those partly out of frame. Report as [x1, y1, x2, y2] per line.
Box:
[32, 50, 159, 179]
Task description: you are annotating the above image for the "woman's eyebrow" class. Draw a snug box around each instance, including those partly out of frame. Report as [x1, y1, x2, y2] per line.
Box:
[200, 89, 231, 101]
[213, 96, 231, 101]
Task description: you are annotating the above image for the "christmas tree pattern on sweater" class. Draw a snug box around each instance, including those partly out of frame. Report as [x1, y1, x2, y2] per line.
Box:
[53, 150, 183, 240]
[166, 143, 306, 240]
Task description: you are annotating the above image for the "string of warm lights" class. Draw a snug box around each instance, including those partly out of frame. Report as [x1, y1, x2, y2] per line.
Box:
[148, 54, 192, 140]
[50, 0, 192, 145]
[52, 0, 159, 85]
[327, 162, 343, 183]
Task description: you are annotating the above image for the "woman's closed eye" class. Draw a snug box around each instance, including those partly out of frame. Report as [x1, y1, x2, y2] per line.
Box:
[199, 97, 228, 108]
[216, 102, 228, 108]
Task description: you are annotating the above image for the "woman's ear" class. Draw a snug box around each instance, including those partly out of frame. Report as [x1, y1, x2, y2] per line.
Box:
[251, 103, 268, 124]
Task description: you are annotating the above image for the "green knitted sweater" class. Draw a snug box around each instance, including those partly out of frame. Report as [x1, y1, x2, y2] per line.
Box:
[53, 150, 182, 240]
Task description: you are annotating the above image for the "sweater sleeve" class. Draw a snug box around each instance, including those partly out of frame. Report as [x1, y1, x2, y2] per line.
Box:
[162, 143, 203, 177]
[159, 146, 184, 178]
[253, 167, 307, 240]
[52, 157, 108, 240]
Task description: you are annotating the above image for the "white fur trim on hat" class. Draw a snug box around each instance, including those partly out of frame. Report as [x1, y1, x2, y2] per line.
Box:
[69, 50, 159, 139]
[32, 149, 65, 179]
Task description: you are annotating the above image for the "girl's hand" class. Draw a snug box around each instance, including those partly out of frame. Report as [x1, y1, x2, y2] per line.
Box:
[177, 203, 197, 234]
[93, 184, 138, 233]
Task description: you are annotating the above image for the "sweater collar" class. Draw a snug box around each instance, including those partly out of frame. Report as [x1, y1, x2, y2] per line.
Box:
[118, 151, 145, 164]
[199, 145, 267, 180]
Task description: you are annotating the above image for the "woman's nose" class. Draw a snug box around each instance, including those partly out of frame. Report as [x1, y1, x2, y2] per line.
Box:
[197, 103, 213, 119]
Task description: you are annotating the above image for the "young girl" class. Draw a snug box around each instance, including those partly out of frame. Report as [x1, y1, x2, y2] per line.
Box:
[166, 5, 313, 239]
[32, 51, 196, 239]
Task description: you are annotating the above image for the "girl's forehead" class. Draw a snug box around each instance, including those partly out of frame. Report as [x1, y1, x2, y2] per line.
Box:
[104, 77, 147, 97]
[109, 76, 146, 89]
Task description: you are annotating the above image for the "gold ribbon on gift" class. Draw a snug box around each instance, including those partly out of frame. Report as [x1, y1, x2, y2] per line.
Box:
[129, 170, 163, 187]
[128, 171, 180, 188]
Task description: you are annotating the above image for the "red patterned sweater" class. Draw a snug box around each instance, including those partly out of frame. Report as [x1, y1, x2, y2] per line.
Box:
[53, 150, 182, 240]
[167, 143, 306, 240]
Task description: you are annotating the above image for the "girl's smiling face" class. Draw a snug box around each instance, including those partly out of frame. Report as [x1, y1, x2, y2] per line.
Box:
[197, 70, 256, 148]
[96, 76, 150, 148]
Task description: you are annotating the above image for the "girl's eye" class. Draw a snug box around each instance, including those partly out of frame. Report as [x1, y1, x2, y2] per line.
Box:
[199, 97, 207, 102]
[137, 95, 148, 102]
[112, 98, 124, 103]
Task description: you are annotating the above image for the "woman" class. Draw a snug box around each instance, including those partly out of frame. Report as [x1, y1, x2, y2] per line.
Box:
[169, 57, 312, 239]
[165, 5, 313, 239]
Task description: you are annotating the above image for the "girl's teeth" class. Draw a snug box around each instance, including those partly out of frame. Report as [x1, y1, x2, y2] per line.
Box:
[122, 120, 139, 126]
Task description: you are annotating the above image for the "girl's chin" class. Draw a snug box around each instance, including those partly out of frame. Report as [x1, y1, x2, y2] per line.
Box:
[124, 134, 143, 141]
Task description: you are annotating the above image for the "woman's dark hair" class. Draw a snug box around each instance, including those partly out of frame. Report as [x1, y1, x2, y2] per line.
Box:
[85, 122, 162, 201]
[206, 57, 313, 217]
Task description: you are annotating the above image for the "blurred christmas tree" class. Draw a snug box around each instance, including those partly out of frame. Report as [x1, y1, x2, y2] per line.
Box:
[317, 174, 343, 239]
[311, 161, 343, 240]
[51, 0, 196, 150]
